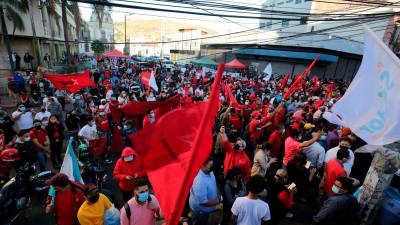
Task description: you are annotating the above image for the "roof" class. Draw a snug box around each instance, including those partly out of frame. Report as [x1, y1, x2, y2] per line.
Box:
[235, 49, 339, 62]
[192, 56, 218, 67]
[225, 58, 247, 69]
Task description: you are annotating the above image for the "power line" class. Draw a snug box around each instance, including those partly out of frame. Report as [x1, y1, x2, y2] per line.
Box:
[70, 0, 399, 21]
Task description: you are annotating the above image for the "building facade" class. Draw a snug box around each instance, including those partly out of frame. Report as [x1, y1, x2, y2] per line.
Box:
[88, 10, 114, 52]
[0, 0, 81, 70]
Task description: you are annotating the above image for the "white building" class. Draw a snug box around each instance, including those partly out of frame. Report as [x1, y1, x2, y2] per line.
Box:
[257, 0, 398, 54]
[88, 10, 114, 52]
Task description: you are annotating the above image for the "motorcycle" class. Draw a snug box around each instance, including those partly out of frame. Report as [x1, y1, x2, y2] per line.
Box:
[0, 163, 54, 225]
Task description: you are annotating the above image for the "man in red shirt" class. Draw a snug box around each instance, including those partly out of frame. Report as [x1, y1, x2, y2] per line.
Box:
[113, 147, 146, 202]
[283, 127, 323, 166]
[268, 124, 285, 158]
[324, 149, 349, 196]
[30, 119, 50, 171]
[220, 128, 251, 182]
[45, 173, 85, 225]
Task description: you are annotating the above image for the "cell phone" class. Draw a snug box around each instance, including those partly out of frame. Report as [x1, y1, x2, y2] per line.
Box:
[305, 161, 311, 169]
[288, 183, 296, 191]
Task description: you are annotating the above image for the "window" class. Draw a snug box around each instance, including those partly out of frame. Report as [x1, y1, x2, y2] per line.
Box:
[267, 21, 273, 29]
[286, 0, 293, 2]
[277, 2, 284, 5]
[259, 22, 266, 29]
[282, 19, 289, 27]
[295, 0, 302, 3]
[300, 16, 308, 25]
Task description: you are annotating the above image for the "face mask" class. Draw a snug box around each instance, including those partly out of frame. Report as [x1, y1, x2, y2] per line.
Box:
[123, 125, 129, 130]
[88, 193, 100, 203]
[111, 97, 117, 101]
[99, 112, 106, 117]
[89, 121, 95, 126]
[19, 107, 26, 112]
[332, 185, 341, 194]
[101, 102, 106, 105]
[320, 135, 327, 141]
[245, 101, 249, 105]
[137, 192, 149, 203]
[122, 93, 127, 97]
[35, 125, 41, 130]
[24, 137, 31, 142]
[75, 96, 81, 100]
[123, 155, 134, 162]
[339, 145, 349, 151]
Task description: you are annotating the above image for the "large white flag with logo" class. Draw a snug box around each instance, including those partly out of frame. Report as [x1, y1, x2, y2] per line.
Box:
[263, 63, 272, 81]
[323, 26, 400, 145]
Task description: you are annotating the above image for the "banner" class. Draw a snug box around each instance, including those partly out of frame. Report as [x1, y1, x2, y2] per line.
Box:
[324, 26, 400, 145]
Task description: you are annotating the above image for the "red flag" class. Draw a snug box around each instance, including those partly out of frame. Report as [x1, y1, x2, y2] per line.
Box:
[279, 71, 291, 90]
[43, 70, 95, 93]
[222, 83, 240, 109]
[325, 83, 334, 99]
[120, 94, 181, 116]
[109, 102, 124, 153]
[140, 68, 158, 92]
[283, 55, 320, 100]
[130, 64, 225, 225]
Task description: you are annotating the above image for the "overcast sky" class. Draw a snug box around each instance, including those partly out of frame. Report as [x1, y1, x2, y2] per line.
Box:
[79, 0, 266, 32]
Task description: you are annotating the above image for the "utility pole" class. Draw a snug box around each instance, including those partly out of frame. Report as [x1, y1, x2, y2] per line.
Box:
[124, 14, 127, 54]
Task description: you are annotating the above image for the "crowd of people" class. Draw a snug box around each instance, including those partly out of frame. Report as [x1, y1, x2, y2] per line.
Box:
[1, 55, 390, 225]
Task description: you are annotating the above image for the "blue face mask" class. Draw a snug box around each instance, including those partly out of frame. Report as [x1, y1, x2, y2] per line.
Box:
[137, 192, 149, 202]
[332, 185, 341, 194]
[320, 135, 327, 141]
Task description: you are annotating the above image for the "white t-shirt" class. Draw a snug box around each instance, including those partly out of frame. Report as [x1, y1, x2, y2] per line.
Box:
[35, 111, 51, 128]
[78, 124, 98, 141]
[231, 197, 271, 225]
[12, 111, 33, 130]
[325, 146, 355, 175]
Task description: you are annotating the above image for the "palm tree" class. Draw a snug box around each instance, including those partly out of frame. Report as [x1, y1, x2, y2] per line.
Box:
[24, 0, 41, 66]
[42, 0, 58, 61]
[0, 0, 28, 71]
[93, 0, 109, 29]
[61, 0, 70, 64]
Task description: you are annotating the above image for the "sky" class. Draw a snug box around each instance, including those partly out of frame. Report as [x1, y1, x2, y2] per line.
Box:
[79, 0, 267, 33]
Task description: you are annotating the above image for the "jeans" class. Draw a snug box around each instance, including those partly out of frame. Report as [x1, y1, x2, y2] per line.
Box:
[36, 151, 47, 172]
[191, 209, 210, 225]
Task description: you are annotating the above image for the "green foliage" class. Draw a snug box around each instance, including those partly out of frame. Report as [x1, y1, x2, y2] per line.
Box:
[91, 40, 106, 54]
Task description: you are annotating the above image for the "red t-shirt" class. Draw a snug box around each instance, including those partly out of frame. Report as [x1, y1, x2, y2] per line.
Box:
[55, 187, 85, 225]
[324, 159, 347, 196]
[229, 114, 241, 130]
[283, 137, 301, 165]
[268, 130, 282, 158]
[29, 129, 48, 152]
[221, 139, 251, 182]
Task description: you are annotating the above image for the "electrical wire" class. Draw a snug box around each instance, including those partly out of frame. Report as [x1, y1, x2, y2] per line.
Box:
[69, 0, 399, 21]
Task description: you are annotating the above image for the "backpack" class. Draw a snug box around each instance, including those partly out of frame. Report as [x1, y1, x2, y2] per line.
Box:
[77, 140, 89, 160]
[124, 202, 131, 222]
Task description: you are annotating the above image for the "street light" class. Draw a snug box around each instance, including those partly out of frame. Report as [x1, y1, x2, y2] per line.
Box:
[124, 12, 134, 55]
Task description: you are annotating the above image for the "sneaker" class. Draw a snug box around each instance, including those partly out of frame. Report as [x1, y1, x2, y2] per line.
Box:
[285, 212, 294, 219]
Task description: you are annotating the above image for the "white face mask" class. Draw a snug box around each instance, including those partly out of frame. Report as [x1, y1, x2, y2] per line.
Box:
[123, 155, 134, 162]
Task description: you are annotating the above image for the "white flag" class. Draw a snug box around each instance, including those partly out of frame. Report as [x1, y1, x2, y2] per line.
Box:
[149, 68, 159, 92]
[263, 63, 272, 81]
[324, 26, 400, 145]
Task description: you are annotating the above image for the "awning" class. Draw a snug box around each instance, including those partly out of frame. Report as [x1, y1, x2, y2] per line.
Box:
[192, 56, 218, 67]
[103, 49, 130, 58]
[235, 49, 338, 62]
[225, 58, 247, 69]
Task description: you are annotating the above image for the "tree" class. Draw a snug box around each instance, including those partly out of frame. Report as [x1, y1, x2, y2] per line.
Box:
[61, 0, 71, 64]
[93, 0, 109, 29]
[91, 40, 105, 56]
[0, 0, 28, 71]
